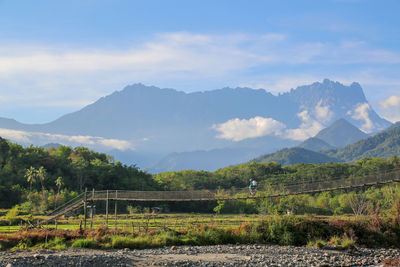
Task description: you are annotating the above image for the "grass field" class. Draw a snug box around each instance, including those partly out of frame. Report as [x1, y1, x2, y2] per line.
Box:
[0, 213, 265, 234]
[0, 212, 366, 235]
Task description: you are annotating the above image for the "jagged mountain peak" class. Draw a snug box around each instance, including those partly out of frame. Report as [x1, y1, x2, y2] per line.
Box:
[0, 80, 392, 171]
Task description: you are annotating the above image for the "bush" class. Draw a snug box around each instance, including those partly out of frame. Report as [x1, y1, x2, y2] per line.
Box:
[341, 237, 355, 250]
[307, 239, 326, 249]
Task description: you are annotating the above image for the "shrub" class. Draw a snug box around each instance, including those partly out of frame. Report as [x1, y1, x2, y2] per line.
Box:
[341, 237, 355, 250]
[307, 239, 326, 249]
[12, 239, 32, 250]
[328, 236, 341, 246]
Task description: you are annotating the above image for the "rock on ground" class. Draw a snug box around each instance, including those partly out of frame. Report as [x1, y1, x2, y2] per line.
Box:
[0, 245, 399, 266]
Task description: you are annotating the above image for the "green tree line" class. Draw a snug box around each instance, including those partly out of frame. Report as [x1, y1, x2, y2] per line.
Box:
[1, 136, 400, 215]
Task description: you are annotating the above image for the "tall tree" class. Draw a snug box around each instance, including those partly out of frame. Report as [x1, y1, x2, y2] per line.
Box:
[37, 166, 47, 199]
[55, 176, 64, 195]
[24, 166, 37, 195]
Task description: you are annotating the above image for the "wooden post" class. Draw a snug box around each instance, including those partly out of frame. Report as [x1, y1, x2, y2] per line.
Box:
[105, 190, 109, 228]
[114, 190, 118, 230]
[90, 189, 95, 229]
[83, 188, 87, 230]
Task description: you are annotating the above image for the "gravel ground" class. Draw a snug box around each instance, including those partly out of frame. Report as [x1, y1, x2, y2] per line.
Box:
[0, 244, 399, 266]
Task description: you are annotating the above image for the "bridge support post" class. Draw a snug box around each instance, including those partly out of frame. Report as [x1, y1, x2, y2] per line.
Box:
[83, 188, 87, 230]
[90, 188, 95, 229]
[114, 190, 118, 230]
[106, 190, 109, 228]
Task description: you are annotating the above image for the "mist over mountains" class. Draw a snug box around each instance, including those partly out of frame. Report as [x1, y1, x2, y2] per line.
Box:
[0, 79, 392, 171]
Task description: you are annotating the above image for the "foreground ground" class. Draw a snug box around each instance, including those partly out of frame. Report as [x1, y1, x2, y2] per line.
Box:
[0, 244, 399, 267]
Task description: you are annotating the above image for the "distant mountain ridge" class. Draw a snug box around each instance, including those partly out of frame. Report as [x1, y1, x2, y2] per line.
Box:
[0, 79, 392, 171]
[253, 147, 339, 165]
[254, 123, 400, 166]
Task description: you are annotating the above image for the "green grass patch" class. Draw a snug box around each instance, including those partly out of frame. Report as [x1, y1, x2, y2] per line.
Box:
[71, 238, 99, 249]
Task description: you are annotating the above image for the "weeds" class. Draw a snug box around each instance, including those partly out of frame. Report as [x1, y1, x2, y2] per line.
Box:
[0, 215, 399, 250]
[71, 238, 99, 248]
[307, 239, 326, 249]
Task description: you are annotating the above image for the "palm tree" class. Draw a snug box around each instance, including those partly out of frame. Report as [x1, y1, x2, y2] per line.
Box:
[55, 176, 64, 209]
[37, 166, 47, 199]
[55, 176, 64, 195]
[25, 166, 37, 196]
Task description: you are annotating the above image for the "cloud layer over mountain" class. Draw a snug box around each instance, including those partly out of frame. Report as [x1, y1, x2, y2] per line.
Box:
[0, 128, 134, 151]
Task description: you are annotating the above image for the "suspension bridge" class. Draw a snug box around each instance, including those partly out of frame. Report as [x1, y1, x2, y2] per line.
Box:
[41, 169, 400, 226]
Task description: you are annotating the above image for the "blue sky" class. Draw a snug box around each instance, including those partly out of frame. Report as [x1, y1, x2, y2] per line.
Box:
[0, 0, 400, 123]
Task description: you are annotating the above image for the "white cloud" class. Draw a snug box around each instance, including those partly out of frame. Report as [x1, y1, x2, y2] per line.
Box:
[314, 100, 334, 123]
[380, 95, 400, 109]
[213, 99, 333, 142]
[0, 128, 32, 143]
[349, 102, 374, 133]
[213, 116, 285, 141]
[284, 110, 325, 141]
[0, 128, 134, 151]
[380, 95, 400, 123]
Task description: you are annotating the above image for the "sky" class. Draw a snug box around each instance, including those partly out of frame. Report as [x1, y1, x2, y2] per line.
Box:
[0, 0, 400, 124]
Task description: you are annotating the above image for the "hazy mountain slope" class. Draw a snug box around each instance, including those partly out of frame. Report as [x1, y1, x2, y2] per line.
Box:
[329, 125, 400, 162]
[297, 137, 335, 151]
[148, 135, 299, 173]
[148, 147, 259, 173]
[252, 147, 340, 166]
[39, 84, 302, 153]
[315, 118, 368, 148]
[0, 79, 391, 170]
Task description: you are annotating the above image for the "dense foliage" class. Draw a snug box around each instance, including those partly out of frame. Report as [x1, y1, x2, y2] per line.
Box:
[1, 136, 400, 216]
[155, 157, 400, 190]
[0, 137, 157, 208]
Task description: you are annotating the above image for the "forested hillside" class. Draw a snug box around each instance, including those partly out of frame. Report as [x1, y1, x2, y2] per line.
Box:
[252, 124, 400, 166]
[330, 125, 400, 161]
[0, 136, 157, 208]
[1, 135, 400, 215]
[251, 147, 339, 165]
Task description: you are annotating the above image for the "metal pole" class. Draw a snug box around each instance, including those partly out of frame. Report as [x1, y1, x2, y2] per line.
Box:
[106, 190, 109, 228]
[83, 188, 87, 230]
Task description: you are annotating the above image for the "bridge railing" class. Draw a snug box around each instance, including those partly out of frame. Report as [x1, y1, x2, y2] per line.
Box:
[46, 169, 400, 211]
[274, 169, 400, 195]
[46, 192, 85, 216]
[77, 169, 400, 201]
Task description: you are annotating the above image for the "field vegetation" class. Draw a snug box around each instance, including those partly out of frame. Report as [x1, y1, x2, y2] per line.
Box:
[1, 137, 400, 250]
[1, 214, 400, 250]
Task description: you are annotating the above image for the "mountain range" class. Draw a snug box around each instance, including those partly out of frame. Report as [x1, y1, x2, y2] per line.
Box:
[254, 121, 400, 165]
[0, 79, 392, 172]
